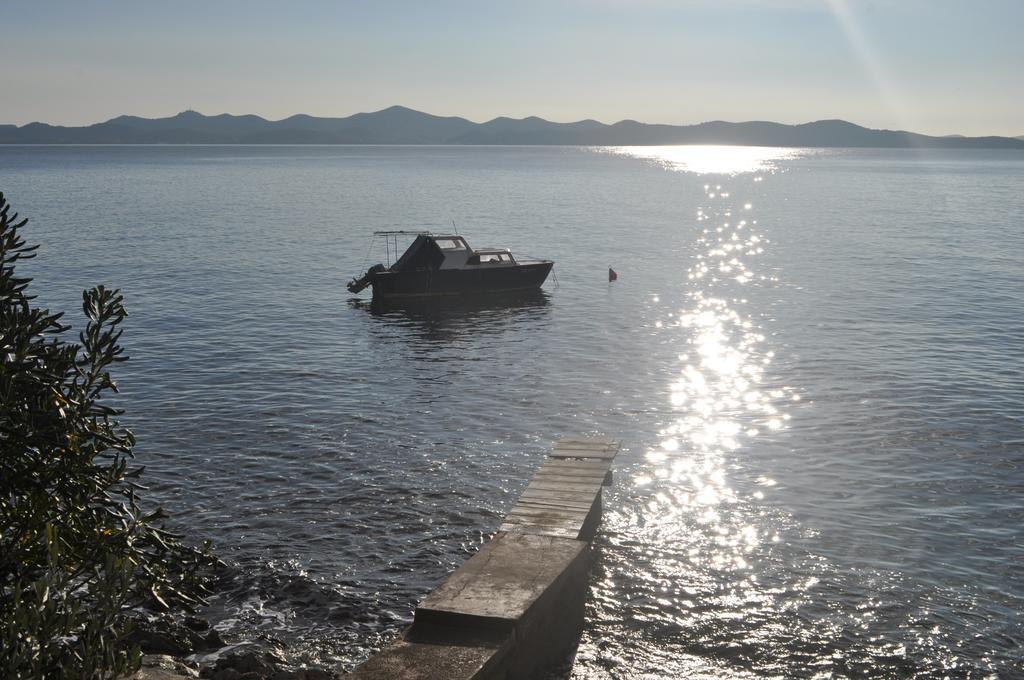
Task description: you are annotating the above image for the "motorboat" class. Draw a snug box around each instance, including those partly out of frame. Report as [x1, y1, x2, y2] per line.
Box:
[347, 231, 554, 299]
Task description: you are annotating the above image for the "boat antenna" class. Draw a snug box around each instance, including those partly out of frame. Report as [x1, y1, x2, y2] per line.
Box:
[358, 232, 376, 271]
[451, 218, 459, 235]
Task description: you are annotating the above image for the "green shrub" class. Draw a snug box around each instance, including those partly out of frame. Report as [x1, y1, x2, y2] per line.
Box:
[0, 192, 213, 679]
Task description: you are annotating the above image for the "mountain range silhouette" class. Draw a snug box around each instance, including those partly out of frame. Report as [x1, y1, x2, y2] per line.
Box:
[2, 105, 1021, 148]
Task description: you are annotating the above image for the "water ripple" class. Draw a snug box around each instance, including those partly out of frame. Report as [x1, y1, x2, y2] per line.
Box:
[1, 145, 1021, 676]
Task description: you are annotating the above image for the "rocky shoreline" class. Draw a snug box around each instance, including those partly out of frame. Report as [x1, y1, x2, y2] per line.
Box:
[129, 615, 338, 680]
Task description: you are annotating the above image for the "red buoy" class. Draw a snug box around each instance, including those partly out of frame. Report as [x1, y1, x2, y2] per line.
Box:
[608, 267, 618, 282]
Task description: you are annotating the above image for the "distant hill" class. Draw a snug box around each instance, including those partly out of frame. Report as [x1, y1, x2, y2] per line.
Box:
[2, 105, 1022, 148]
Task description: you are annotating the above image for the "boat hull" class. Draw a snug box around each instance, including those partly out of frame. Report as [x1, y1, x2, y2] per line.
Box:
[370, 261, 553, 299]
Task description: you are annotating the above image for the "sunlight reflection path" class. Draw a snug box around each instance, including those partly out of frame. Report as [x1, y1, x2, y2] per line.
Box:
[581, 147, 812, 676]
[599, 145, 805, 175]
[638, 179, 797, 582]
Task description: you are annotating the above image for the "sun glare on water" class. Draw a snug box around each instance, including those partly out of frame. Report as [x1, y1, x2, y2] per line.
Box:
[583, 156, 813, 676]
[602, 145, 805, 175]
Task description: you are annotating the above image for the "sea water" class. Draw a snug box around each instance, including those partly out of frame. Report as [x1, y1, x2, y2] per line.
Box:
[1, 145, 1021, 677]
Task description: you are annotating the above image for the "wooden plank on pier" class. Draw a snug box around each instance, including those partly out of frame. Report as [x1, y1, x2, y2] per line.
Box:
[537, 459, 615, 486]
[538, 458, 614, 472]
[349, 636, 509, 680]
[498, 437, 620, 540]
[553, 439, 617, 449]
[524, 480, 604, 494]
[528, 475, 603, 489]
[497, 521, 580, 539]
[502, 517, 585, 531]
[511, 501, 592, 515]
[528, 466, 606, 477]
[513, 494, 596, 508]
[550, 446, 618, 461]
[516, 490, 598, 504]
[511, 501, 593, 515]
[502, 512, 586, 525]
[535, 461, 610, 474]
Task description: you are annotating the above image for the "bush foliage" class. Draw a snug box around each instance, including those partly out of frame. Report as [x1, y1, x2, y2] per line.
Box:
[0, 192, 213, 678]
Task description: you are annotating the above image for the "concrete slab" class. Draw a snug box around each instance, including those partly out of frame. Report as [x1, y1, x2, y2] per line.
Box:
[550, 447, 618, 460]
[551, 437, 621, 461]
[513, 498, 595, 512]
[557, 436, 619, 447]
[552, 450, 614, 462]
[527, 478, 604, 490]
[507, 503, 588, 515]
[554, 440, 617, 449]
[502, 509, 587, 523]
[414, 532, 588, 634]
[518, 488, 602, 504]
[538, 459, 613, 472]
[532, 468, 607, 480]
[552, 440, 614, 446]
[351, 436, 619, 679]
[520, 483, 598, 499]
[508, 499, 590, 512]
[500, 523, 587, 540]
[551, 448, 617, 457]
[505, 500, 601, 540]
[537, 460, 614, 485]
[346, 635, 509, 680]
[528, 473, 604, 485]
[510, 507, 592, 522]
[524, 485, 602, 497]
[498, 522, 580, 539]
[535, 472, 608, 484]
[502, 506, 604, 542]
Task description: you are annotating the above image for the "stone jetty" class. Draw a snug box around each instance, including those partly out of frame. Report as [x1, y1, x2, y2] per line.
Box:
[349, 436, 621, 679]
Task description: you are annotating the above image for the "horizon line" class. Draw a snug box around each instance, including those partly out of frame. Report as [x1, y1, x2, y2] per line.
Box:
[4, 104, 1020, 141]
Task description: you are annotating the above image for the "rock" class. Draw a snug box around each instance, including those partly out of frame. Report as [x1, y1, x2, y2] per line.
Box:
[128, 614, 228, 657]
[127, 621, 194, 657]
[133, 669, 194, 680]
[202, 628, 226, 650]
[268, 671, 300, 680]
[268, 669, 337, 680]
[132, 654, 200, 679]
[184, 616, 211, 632]
[207, 669, 241, 680]
[201, 668, 241, 680]
[200, 647, 287, 679]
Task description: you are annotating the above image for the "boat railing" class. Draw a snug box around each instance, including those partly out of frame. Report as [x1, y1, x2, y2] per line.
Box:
[370, 231, 432, 267]
[369, 231, 464, 267]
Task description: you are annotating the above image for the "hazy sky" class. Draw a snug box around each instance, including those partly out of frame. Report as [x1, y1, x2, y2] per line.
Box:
[3, 0, 1021, 136]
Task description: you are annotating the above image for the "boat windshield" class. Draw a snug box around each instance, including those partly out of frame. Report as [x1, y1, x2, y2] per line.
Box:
[433, 238, 466, 250]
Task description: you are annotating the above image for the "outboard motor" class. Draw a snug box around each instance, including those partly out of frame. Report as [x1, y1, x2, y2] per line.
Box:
[347, 263, 386, 294]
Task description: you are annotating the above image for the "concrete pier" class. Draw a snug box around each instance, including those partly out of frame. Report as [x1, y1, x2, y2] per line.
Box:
[348, 436, 620, 679]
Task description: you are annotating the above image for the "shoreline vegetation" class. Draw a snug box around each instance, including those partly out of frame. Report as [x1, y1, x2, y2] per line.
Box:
[0, 193, 332, 679]
[2, 105, 1022, 148]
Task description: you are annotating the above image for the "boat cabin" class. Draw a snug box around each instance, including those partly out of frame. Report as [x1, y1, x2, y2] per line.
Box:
[391, 234, 516, 271]
[467, 249, 515, 265]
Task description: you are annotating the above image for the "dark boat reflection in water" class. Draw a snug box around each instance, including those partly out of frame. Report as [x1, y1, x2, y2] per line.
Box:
[347, 232, 554, 300]
[350, 289, 552, 342]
